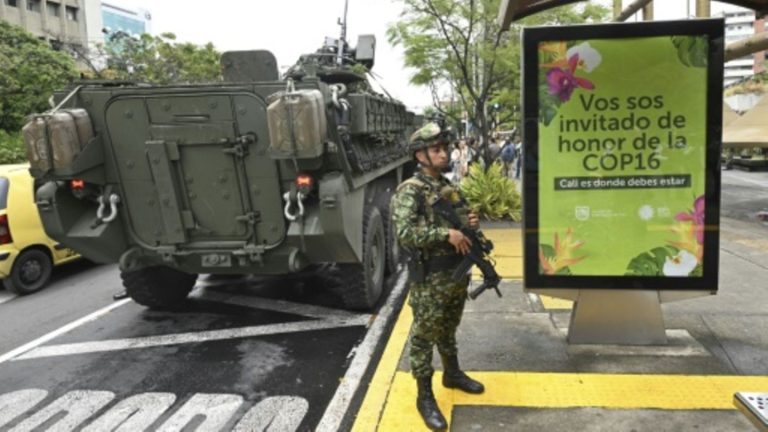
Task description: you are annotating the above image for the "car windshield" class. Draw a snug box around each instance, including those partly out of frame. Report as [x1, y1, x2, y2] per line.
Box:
[0, 177, 8, 210]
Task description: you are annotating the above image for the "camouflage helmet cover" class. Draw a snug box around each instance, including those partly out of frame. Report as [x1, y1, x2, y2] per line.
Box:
[409, 122, 452, 152]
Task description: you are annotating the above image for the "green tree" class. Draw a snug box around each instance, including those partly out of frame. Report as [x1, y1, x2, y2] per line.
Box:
[0, 21, 78, 133]
[105, 32, 221, 84]
[389, 0, 608, 160]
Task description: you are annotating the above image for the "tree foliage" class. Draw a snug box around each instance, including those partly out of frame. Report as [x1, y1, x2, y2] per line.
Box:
[389, 0, 609, 158]
[0, 21, 78, 132]
[103, 32, 222, 84]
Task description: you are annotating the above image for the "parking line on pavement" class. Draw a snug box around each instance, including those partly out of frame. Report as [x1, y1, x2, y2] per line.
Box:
[0, 291, 14, 305]
[377, 371, 768, 431]
[12, 315, 371, 361]
[0, 299, 131, 364]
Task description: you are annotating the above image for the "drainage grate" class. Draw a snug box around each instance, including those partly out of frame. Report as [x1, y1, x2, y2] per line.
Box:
[734, 392, 768, 431]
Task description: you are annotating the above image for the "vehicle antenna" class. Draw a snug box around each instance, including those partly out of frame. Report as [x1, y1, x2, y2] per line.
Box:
[337, 0, 349, 66]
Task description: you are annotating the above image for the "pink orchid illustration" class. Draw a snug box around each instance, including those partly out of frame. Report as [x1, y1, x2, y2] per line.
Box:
[546, 54, 595, 102]
[675, 196, 705, 244]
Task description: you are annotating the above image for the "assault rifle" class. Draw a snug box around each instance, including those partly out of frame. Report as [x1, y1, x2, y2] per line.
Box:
[432, 197, 502, 300]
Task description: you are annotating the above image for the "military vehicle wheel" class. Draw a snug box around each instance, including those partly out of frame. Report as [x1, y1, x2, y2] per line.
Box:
[376, 193, 401, 276]
[3, 249, 53, 295]
[121, 266, 197, 309]
[338, 206, 386, 310]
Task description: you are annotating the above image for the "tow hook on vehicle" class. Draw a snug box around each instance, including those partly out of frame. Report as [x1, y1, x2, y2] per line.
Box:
[283, 190, 306, 221]
[92, 193, 121, 228]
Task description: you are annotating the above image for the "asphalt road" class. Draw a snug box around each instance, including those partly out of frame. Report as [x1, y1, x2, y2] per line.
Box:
[0, 266, 405, 431]
[719, 169, 768, 226]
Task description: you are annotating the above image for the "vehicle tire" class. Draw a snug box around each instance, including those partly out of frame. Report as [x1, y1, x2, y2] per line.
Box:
[376, 191, 401, 276]
[121, 266, 197, 309]
[3, 249, 53, 295]
[337, 206, 386, 311]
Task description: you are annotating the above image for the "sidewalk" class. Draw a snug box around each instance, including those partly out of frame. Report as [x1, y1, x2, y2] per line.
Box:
[352, 219, 768, 431]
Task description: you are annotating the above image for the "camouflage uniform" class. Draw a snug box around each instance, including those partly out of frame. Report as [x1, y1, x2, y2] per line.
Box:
[391, 170, 470, 379]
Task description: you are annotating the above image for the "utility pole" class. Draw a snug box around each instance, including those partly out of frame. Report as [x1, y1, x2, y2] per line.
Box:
[696, 0, 710, 18]
[643, 1, 654, 21]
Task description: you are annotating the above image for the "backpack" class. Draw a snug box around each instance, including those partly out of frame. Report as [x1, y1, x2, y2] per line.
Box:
[501, 143, 516, 162]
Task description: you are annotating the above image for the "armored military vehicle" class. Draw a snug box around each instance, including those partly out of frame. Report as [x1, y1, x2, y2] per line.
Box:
[23, 29, 416, 310]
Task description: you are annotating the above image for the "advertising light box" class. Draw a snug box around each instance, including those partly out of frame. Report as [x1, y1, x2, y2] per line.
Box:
[522, 19, 724, 291]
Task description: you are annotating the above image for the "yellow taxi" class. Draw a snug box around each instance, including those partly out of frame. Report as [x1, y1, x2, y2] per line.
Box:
[0, 164, 79, 295]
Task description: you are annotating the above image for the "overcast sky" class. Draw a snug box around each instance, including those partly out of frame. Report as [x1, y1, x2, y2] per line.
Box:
[107, 0, 745, 113]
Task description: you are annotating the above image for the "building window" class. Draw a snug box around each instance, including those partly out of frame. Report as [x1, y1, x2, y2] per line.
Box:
[27, 0, 41, 13]
[47, 2, 61, 17]
[65, 6, 78, 21]
[5, 0, 18, 8]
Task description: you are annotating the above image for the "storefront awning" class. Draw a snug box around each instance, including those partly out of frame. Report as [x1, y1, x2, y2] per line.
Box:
[723, 95, 768, 148]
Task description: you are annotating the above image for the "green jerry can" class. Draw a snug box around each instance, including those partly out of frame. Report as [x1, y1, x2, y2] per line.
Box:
[24, 34, 418, 311]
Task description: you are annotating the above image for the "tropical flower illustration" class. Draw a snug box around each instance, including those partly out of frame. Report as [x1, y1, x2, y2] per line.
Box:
[674, 195, 705, 245]
[539, 227, 587, 275]
[567, 42, 602, 72]
[663, 250, 698, 276]
[538, 41, 600, 125]
[546, 54, 596, 102]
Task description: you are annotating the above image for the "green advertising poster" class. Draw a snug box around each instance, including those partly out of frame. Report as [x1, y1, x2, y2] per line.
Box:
[535, 35, 710, 279]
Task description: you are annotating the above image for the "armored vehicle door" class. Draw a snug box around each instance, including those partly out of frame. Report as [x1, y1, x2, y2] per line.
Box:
[104, 92, 285, 250]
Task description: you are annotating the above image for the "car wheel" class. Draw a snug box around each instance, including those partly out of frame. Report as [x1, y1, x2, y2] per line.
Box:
[3, 249, 53, 295]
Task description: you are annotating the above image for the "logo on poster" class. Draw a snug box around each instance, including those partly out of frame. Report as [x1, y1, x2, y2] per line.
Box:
[575, 206, 591, 221]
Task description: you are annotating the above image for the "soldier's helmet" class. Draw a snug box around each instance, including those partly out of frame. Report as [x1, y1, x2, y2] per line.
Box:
[409, 122, 453, 153]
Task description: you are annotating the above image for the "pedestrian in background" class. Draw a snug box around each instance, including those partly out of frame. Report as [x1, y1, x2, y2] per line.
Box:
[451, 139, 471, 183]
[391, 123, 485, 431]
[514, 138, 523, 179]
[500, 138, 516, 178]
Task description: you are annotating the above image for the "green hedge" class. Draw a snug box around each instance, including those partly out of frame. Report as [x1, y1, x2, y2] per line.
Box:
[0, 130, 27, 165]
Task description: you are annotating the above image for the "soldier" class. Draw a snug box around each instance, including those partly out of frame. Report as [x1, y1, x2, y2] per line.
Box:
[391, 122, 485, 431]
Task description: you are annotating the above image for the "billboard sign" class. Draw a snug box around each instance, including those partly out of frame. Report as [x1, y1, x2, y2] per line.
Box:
[522, 19, 724, 290]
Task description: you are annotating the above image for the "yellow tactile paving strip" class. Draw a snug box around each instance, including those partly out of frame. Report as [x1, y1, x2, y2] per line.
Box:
[472, 228, 523, 279]
[539, 295, 574, 310]
[353, 226, 764, 431]
[377, 372, 768, 431]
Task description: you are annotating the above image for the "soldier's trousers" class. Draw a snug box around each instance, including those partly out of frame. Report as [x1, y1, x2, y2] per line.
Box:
[408, 271, 469, 379]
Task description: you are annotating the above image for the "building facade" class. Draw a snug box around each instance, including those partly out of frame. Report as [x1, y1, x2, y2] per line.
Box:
[721, 6, 768, 86]
[100, 1, 150, 38]
[0, 0, 88, 49]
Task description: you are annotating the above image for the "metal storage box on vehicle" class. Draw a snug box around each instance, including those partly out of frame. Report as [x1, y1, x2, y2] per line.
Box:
[22, 109, 94, 173]
[266, 89, 327, 159]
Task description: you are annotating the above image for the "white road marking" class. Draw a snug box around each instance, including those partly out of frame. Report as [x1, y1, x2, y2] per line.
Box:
[0, 389, 49, 428]
[0, 389, 310, 432]
[81, 393, 176, 432]
[724, 171, 768, 189]
[233, 396, 309, 431]
[198, 289, 362, 319]
[315, 272, 409, 432]
[0, 291, 14, 305]
[156, 393, 243, 432]
[14, 315, 371, 360]
[9, 390, 115, 432]
[0, 299, 131, 364]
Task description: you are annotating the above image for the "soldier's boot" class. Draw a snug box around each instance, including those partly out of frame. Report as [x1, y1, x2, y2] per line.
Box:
[416, 376, 448, 431]
[441, 354, 485, 394]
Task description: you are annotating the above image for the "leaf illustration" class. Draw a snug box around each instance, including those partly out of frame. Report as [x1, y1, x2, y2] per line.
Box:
[671, 36, 708, 68]
[625, 246, 680, 276]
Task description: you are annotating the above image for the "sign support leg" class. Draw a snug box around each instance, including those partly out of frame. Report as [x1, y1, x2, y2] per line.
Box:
[567, 289, 667, 345]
